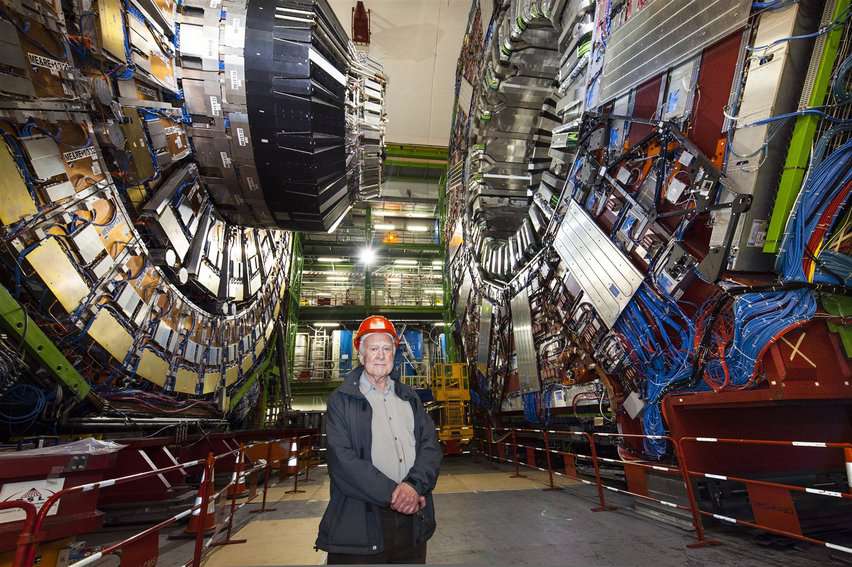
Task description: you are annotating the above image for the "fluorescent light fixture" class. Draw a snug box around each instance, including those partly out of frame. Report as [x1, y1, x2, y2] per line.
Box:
[314, 322, 340, 327]
[326, 276, 348, 282]
[374, 223, 396, 231]
[432, 322, 447, 327]
[426, 288, 443, 294]
[318, 257, 344, 263]
[359, 247, 376, 265]
[406, 224, 430, 232]
[431, 260, 443, 265]
[327, 205, 353, 234]
[394, 259, 418, 265]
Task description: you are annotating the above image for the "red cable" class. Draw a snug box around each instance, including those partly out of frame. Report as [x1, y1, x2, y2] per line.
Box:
[802, 179, 852, 277]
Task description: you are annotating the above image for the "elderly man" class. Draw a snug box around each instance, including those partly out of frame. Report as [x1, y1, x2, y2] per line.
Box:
[316, 315, 442, 564]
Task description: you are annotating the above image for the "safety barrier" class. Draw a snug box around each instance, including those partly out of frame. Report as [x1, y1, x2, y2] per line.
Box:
[475, 427, 852, 554]
[3, 434, 323, 567]
[680, 436, 852, 556]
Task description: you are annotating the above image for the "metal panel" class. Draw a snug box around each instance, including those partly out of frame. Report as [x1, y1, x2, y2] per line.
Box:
[600, 0, 751, 103]
[713, 2, 820, 271]
[510, 287, 539, 392]
[26, 239, 89, 312]
[87, 310, 133, 362]
[0, 143, 37, 225]
[552, 200, 643, 328]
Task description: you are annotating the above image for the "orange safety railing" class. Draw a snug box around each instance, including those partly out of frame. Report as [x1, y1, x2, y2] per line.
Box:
[3, 435, 323, 567]
[679, 436, 852, 556]
[474, 426, 852, 555]
[0, 501, 37, 567]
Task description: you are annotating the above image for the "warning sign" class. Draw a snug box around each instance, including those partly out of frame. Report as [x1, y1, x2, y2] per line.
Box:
[0, 477, 65, 523]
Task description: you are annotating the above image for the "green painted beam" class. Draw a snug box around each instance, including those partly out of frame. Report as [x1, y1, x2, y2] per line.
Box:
[385, 143, 448, 161]
[385, 158, 448, 170]
[299, 305, 444, 322]
[229, 345, 276, 411]
[764, 0, 849, 253]
[0, 284, 91, 401]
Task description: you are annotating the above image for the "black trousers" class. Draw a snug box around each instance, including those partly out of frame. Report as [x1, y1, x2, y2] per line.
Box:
[327, 508, 427, 564]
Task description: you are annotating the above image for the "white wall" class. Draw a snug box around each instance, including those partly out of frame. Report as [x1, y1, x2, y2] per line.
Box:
[328, 0, 471, 147]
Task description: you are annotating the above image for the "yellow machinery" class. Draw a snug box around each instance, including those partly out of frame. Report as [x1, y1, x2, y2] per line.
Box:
[431, 364, 473, 454]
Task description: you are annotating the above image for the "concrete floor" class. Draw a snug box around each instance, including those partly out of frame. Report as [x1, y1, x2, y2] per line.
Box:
[194, 457, 837, 566]
[82, 456, 844, 566]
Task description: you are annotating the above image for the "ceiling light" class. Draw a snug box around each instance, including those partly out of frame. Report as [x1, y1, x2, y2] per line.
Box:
[406, 224, 430, 232]
[374, 223, 396, 231]
[394, 259, 418, 265]
[432, 322, 447, 327]
[326, 276, 348, 282]
[432, 260, 443, 265]
[359, 247, 376, 265]
[318, 257, 344, 263]
[314, 322, 339, 327]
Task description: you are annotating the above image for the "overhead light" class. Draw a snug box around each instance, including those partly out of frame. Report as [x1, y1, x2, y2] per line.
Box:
[426, 288, 443, 294]
[394, 259, 418, 265]
[314, 322, 339, 327]
[432, 322, 447, 327]
[406, 224, 430, 232]
[359, 247, 376, 265]
[318, 257, 344, 263]
[374, 223, 396, 231]
[431, 260, 443, 265]
[406, 212, 434, 218]
[326, 276, 348, 282]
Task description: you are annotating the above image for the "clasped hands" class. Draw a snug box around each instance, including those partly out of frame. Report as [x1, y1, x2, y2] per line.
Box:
[390, 482, 426, 515]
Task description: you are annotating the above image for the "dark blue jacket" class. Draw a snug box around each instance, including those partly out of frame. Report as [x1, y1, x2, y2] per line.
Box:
[315, 367, 442, 554]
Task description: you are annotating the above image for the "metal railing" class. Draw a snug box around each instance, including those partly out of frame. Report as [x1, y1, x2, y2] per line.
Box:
[475, 426, 852, 554]
[4, 434, 323, 567]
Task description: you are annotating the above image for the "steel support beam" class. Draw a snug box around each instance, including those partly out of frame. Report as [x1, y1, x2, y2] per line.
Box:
[0, 284, 91, 401]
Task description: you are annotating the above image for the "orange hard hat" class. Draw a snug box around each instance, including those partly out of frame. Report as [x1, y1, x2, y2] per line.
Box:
[353, 315, 398, 351]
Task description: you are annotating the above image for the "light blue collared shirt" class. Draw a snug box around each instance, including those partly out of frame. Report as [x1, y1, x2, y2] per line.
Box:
[359, 372, 416, 484]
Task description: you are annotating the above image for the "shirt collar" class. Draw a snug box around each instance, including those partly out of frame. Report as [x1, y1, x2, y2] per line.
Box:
[359, 370, 392, 396]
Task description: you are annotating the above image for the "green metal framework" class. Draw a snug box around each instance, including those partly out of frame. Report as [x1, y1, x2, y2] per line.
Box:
[286, 233, 304, 381]
[0, 284, 91, 401]
[385, 143, 448, 166]
[764, 0, 850, 252]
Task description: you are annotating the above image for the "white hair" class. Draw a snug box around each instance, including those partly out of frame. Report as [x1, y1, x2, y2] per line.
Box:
[357, 332, 395, 362]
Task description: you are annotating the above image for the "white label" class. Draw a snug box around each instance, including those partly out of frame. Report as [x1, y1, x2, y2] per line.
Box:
[666, 178, 687, 203]
[174, 136, 183, 149]
[163, 126, 182, 136]
[246, 176, 258, 192]
[678, 151, 694, 167]
[747, 219, 767, 247]
[210, 96, 221, 116]
[236, 127, 248, 147]
[220, 151, 232, 169]
[90, 160, 102, 176]
[28, 53, 71, 75]
[0, 478, 65, 523]
[616, 167, 631, 184]
[63, 146, 97, 163]
[230, 69, 242, 90]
